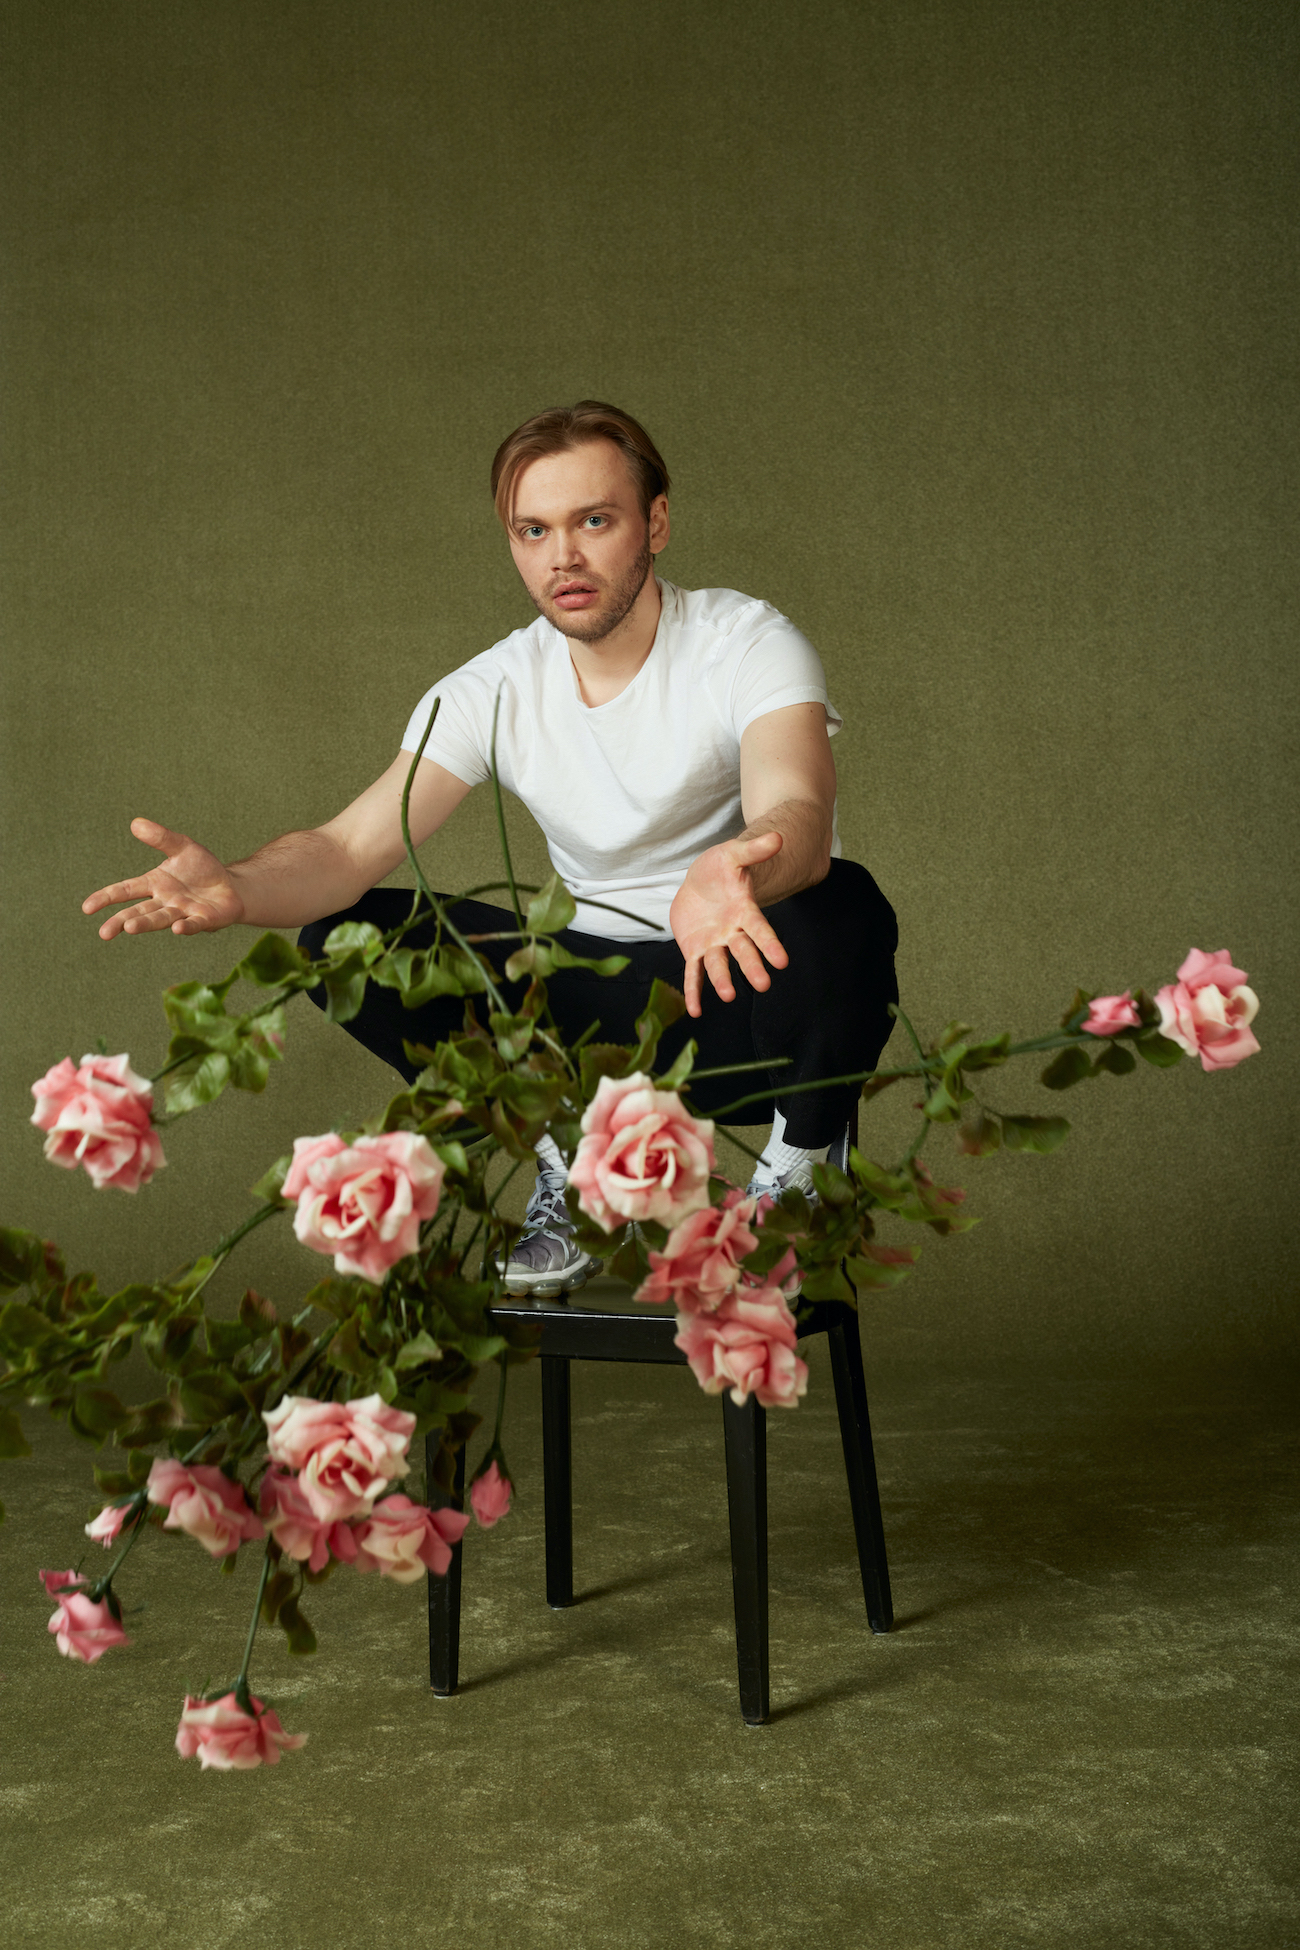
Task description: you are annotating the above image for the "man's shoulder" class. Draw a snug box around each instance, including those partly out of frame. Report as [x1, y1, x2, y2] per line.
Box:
[440, 615, 555, 691]
[668, 582, 792, 643]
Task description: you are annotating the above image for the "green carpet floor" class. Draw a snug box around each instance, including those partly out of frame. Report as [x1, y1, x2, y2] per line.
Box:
[2, 1307, 1296, 1950]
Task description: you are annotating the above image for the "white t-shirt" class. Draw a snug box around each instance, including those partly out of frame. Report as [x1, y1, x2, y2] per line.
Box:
[400, 579, 842, 940]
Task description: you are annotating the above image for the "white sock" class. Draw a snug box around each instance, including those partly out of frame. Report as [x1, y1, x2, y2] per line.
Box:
[751, 1110, 829, 1187]
[534, 1134, 566, 1176]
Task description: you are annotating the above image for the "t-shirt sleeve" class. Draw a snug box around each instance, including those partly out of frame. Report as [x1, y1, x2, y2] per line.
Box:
[400, 672, 493, 787]
[725, 614, 843, 740]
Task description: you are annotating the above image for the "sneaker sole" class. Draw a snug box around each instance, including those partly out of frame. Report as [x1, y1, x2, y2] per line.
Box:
[500, 1255, 593, 1299]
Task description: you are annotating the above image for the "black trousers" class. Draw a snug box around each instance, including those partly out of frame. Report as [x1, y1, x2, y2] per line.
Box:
[299, 858, 898, 1148]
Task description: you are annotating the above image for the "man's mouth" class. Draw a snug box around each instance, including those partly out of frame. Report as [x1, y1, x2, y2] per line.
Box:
[552, 581, 599, 610]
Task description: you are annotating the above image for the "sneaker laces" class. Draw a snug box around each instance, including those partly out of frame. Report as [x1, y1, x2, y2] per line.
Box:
[522, 1167, 573, 1238]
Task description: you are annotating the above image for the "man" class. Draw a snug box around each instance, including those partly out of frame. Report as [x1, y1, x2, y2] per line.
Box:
[84, 401, 899, 1294]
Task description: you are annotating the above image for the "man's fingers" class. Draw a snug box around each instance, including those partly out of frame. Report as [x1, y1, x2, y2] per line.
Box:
[729, 933, 774, 995]
[703, 946, 736, 1006]
[130, 816, 190, 855]
[83, 875, 154, 915]
[732, 829, 783, 865]
[683, 954, 704, 1019]
[745, 911, 789, 971]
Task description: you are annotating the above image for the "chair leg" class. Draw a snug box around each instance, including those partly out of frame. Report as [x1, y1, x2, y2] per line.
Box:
[541, 1355, 574, 1609]
[722, 1393, 769, 1725]
[827, 1313, 894, 1633]
[427, 1434, 466, 1695]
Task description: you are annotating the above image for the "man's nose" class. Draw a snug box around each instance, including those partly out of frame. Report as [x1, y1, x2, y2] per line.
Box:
[547, 525, 587, 568]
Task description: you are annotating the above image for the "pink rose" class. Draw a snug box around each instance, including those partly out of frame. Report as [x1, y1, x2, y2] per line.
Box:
[469, 1459, 512, 1529]
[85, 1502, 133, 1547]
[282, 1130, 445, 1281]
[635, 1189, 763, 1313]
[262, 1393, 415, 1523]
[1082, 992, 1141, 1036]
[570, 1073, 715, 1231]
[40, 1570, 131, 1664]
[258, 1469, 361, 1573]
[353, 1494, 470, 1581]
[1155, 948, 1260, 1072]
[673, 1288, 809, 1410]
[147, 1459, 265, 1558]
[30, 1053, 165, 1193]
[175, 1692, 307, 1770]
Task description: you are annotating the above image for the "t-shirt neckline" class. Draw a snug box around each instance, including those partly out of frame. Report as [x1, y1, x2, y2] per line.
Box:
[561, 577, 675, 714]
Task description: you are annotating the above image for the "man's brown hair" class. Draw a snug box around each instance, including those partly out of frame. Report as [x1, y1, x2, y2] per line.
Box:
[490, 400, 670, 528]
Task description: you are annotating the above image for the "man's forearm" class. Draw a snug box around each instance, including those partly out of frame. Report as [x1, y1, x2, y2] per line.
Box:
[740, 797, 833, 906]
[228, 828, 379, 929]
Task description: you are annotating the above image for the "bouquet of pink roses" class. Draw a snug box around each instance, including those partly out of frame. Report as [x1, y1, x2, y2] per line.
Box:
[1, 748, 1261, 1769]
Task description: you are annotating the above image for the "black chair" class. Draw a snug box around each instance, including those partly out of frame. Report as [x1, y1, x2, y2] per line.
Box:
[425, 1123, 893, 1726]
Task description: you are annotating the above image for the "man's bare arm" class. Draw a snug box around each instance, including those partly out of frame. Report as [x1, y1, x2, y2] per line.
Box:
[668, 703, 837, 1017]
[83, 753, 473, 940]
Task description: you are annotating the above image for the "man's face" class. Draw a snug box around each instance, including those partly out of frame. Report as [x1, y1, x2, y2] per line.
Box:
[506, 438, 669, 644]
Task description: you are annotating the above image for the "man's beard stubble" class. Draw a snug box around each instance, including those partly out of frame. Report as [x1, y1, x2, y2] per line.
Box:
[533, 531, 653, 644]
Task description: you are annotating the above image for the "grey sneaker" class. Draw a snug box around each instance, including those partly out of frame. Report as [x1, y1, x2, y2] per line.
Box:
[745, 1161, 819, 1202]
[499, 1167, 593, 1298]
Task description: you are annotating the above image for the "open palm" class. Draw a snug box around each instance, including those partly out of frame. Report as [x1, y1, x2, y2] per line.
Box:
[83, 819, 244, 939]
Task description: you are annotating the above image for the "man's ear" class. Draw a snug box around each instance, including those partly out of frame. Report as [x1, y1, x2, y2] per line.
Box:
[649, 494, 670, 556]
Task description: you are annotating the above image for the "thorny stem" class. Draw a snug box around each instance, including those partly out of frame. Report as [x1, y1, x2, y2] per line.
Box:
[233, 1543, 275, 1713]
[399, 704, 508, 1014]
[490, 691, 524, 933]
[86, 1496, 150, 1602]
[184, 1201, 285, 1304]
[490, 1355, 509, 1449]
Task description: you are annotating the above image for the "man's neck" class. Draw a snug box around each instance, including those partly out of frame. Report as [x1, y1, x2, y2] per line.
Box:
[564, 575, 664, 708]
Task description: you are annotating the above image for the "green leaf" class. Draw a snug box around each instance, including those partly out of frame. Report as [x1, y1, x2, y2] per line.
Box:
[429, 1140, 469, 1178]
[239, 932, 313, 987]
[489, 1013, 536, 1064]
[278, 1593, 318, 1656]
[580, 1043, 634, 1096]
[394, 1330, 443, 1370]
[323, 921, 385, 960]
[178, 1371, 245, 1422]
[0, 1408, 32, 1459]
[204, 1317, 256, 1362]
[810, 1162, 855, 1208]
[934, 1020, 975, 1052]
[163, 1050, 231, 1116]
[525, 872, 577, 935]
[630, 979, 687, 1071]
[657, 1040, 697, 1092]
[962, 1032, 1012, 1071]
[117, 1395, 185, 1447]
[1040, 1045, 1093, 1092]
[1060, 988, 1094, 1032]
[845, 1246, 920, 1291]
[1000, 1115, 1071, 1155]
[1092, 1040, 1137, 1076]
[261, 1568, 296, 1625]
[70, 1387, 129, 1442]
[0, 1228, 47, 1293]
[324, 1315, 371, 1376]
[0, 1299, 59, 1354]
[1135, 1032, 1184, 1069]
[92, 1466, 133, 1494]
[547, 943, 629, 978]
[319, 963, 369, 1026]
[250, 1155, 290, 1203]
[923, 1062, 973, 1123]
[957, 1112, 1002, 1157]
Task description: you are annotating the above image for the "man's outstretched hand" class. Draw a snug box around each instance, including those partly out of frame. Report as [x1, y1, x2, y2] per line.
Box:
[83, 819, 245, 940]
[669, 830, 790, 1018]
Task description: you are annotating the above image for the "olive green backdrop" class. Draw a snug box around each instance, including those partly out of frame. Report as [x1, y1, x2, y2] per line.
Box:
[2, 0, 1295, 1371]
